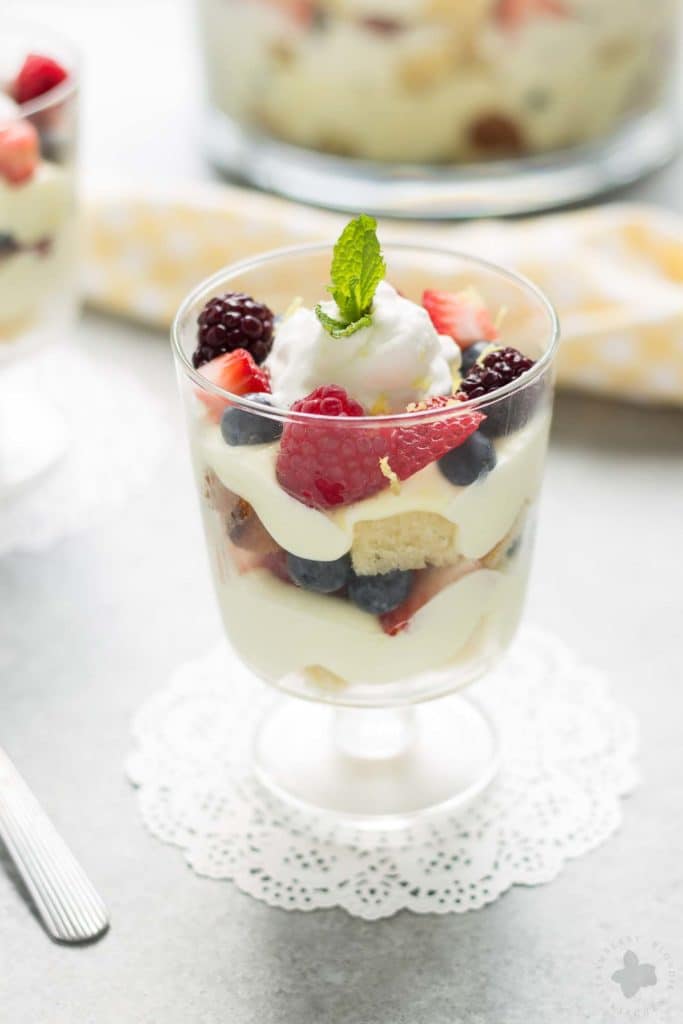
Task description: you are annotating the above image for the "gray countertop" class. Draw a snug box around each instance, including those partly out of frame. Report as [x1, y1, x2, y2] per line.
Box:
[2, 2, 683, 1022]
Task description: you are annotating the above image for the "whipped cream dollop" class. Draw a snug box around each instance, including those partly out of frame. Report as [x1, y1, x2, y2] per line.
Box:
[266, 281, 461, 413]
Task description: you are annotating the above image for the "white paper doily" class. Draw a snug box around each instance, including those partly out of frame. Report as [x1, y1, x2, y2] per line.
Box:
[0, 343, 169, 555]
[127, 628, 639, 919]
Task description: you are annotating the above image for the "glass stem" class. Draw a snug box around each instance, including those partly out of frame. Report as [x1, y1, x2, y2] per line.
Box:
[332, 707, 417, 761]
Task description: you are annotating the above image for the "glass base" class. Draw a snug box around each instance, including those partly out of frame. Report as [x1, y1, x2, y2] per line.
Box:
[205, 107, 678, 219]
[253, 693, 500, 829]
[0, 366, 68, 497]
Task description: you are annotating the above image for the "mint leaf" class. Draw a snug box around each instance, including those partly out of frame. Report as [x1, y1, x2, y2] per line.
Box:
[315, 305, 372, 338]
[317, 214, 386, 337]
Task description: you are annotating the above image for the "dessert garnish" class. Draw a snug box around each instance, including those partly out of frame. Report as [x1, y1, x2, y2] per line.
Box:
[194, 292, 274, 368]
[0, 120, 39, 184]
[423, 287, 499, 346]
[12, 54, 68, 104]
[275, 387, 483, 510]
[459, 346, 535, 399]
[314, 214, 386, 338]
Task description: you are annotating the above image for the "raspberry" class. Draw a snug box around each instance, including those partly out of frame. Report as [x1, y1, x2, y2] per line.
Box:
[276, 385, 388, 509]
[13, 54, 68, 105]
[194, 292, 274, 369]
[459, 346, 534, 399]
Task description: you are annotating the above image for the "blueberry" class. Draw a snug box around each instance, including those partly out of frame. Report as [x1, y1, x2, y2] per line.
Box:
[348, 569, 413, 615]
[459, 341, 490, 375]
[438, 431, 496, 486]
[220, 394, 283, 445]
[0, 233, 18, 258]
[287, 552, 351, 593]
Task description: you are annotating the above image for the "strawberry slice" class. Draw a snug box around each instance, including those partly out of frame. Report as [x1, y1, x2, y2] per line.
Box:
[13, 54, 68, 105]
[197, 349, 270, 422]
[496, 0, 567, 30]
[230, 542, 289, 581]
[262, 0, 315, 26]
[387, 397, 484, 482]
[423, 288, 499, 348]
[380, 559, 481, 636]
[0, 120, 39, 185]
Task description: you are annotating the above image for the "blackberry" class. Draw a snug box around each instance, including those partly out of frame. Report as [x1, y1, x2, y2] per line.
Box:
[460, 346, 534, 400]
[459, 340, 491, 375]
[460, 346, 536, 438]
[194, 292, 274, 369]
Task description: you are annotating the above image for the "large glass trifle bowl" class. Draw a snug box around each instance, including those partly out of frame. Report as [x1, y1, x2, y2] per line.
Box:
[172, 225, 559, 826]
[197, 0, 679, 217]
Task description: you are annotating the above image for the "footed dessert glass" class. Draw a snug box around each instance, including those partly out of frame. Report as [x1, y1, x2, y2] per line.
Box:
[172, 244, 559, 826]
[0, 21, 79, 494]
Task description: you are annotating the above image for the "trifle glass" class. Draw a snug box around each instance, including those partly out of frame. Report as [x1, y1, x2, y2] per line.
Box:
[0, 22, 79, 492]
[197, 0, 679, 217]
[172, 224, 559, 825]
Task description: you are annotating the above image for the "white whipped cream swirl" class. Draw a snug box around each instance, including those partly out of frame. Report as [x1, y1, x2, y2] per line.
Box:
[266, 281, 460, 413]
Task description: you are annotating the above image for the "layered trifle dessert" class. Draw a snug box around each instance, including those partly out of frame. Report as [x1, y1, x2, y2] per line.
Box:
[0, 47, 76, 351]
[180, 218, 555, 700]
[198, 0, 674, 164]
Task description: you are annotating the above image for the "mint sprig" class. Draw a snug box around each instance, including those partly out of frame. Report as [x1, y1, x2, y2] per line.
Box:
[315, 214, 386, 338]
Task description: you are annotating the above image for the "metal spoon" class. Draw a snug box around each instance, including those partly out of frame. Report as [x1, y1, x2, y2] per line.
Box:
[0, 746, 109, 943]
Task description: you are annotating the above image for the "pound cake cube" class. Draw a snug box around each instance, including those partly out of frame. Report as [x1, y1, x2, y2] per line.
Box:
[351, 511, 460, 575]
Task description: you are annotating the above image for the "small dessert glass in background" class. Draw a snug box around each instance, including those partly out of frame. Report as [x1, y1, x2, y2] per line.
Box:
[172, 244, 560, 828]
[196, 0, 679, 217]
[0, 22, 79, 494]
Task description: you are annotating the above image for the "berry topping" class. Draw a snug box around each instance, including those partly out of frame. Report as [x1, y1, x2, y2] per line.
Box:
[0, 120, 39, 184]
[422, 288, 499, 347]
[292, 385, 365, 418]
[13, 54, 68, 105]
[276, 385, 388, 509]
[438, 431, 497, 487]
[388, 397, 484, 482]
[265, 0, 316, 26]
[361, 16, 404, 34]
[0, 233, 18, 257]
[459, 346, 537, 438]
[220, 393, 283, 446]
[496, 0, 567, 31]
[348, 569, 414, 615]
[194, 292, 275, 369]
[459, 346, 534, 400]
[276, 389, 484, 509]
[469, 113, 525, 155]
[459, 340, 492, 375]
[197, 349, 270, 422]
[286, 552, 351, 594]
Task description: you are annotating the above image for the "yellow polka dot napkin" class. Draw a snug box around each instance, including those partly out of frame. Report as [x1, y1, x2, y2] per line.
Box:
[85, 183, 683, 405]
